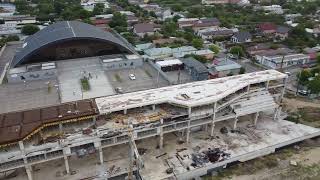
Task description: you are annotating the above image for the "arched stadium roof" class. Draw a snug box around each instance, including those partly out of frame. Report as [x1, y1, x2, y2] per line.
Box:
[11, 21, 135, 67]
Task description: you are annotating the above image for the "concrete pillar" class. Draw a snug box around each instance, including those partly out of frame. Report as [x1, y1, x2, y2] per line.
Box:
[59, 123, 63, 132]
[266, 80, 270, 89]
[233, 117, 238, 130]
[186, 128, 190, 143]
[186, 121, 190, 143]
[203, 124, 208, 132]
[25, 165, 33, 180]
[124, 109, 127, 115]
[159, 119, 163, 149]
[93, 116, 97, 125]
[273, 107, 282, 121]
[99, 147, 104, 164]
[279, 78, 287, 103]
[64, 156, 70, 174]
[210, 122, 215, 136]
[188, 107, 192, 117]
[247, 84, 250, 92]
[152, 104, 156, 111]
[19, 141, 25, 152]
[254, 112, 259, 126]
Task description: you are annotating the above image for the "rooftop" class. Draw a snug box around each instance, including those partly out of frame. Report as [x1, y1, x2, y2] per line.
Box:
[95, 70, 287, 114]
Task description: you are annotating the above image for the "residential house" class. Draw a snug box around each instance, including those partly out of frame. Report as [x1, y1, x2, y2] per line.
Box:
[202, 0, 249, 5]
[192, 18, 220, 31]
[231, 31, 252, 43]
[275, 26, 290, 40]
[197, 27, 237, 40]
[209, 58, 242, 78]
[182, 57, 209, 81]
[193, 50, 215, 59]
[2, 15, 36, 26]
[261, 5, 284, 14]
[133, 23, 155, 37]
[304, 46, 320, 65]
[177, 18, 199, 28]
[152, 37, 187, 47]
[257, 23, 277, 34]
[144, 47, 172, 59]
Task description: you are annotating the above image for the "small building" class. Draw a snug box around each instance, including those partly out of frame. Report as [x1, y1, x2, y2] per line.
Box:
[193, 49, 215, 60]
[144, 47, 172, 59]
[256, 53, 310, 69]
[155, 59, 184, 72]
[2, 15, 36, 26]
[192, 18, 220, 31]
[135, 43, 154, 52]
[209, 59, 242, 78]
[101, 54, 143, 70]
[182, 57, 209, 81]
[231, 31, 252, 43]
[133, 23, 155, 37]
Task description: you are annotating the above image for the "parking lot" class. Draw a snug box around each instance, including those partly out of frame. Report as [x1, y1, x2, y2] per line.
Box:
[105, 63, 169, 93]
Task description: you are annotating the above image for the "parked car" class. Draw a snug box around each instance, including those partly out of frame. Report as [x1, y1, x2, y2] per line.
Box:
[297, 89, 308, 96]
[115, 87, 124, 94]
[129, 74, 136, 80]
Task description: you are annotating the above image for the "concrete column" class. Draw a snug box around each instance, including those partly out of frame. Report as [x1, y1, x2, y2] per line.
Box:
[188, 107, 192, 117]
[99, 147, 104, 164]
[124, 109, 127, 115]
[254, 112, 259, 126]
[25, 165, 33, 180]
[266, 80, 270, 89]
[279, 78, 287, 103]
[233, 117, 238, 130]
[247, 84, 250, 92]
[273, 107, 282, 121]
[93, 116, 97, 124]
[186, 121, 191, 143]
[211, 102, 217, 136]
[59, 123, 63, 132]
[64, 155, 70, 174]
[159, 119, 163, 149]
[210, 122, 215, 136]
[19, 141, 25, 153]
[152, 104, 156, 111]
[203, 124, 208, 132]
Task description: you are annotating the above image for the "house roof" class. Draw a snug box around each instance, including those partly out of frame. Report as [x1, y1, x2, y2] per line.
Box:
[134, 23, 154, 33]
[258, 23, 277, 31]
[276, 26, 290, 34]
[182, 57, 209, 74]
[213, 59, 242, 72]
[233, 31, 252, 42]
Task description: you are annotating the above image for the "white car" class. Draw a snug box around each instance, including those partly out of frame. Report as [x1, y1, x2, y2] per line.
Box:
[129, 74, 136, 80]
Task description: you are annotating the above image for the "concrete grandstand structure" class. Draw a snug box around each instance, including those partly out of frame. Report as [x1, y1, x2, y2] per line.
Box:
[1, 69, 319, 180]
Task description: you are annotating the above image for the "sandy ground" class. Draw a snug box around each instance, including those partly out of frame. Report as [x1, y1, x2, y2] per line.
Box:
[283, 98, 320, 112]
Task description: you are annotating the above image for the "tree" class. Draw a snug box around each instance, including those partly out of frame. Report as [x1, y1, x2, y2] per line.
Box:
[21, 24, 40, 35]
[317, 53, 320, 66]
[230, 46, 245, 58]
[92, 3, 104, 15]
[191, 38, 203, 49]
[239, 67, 246, 74]
[308, 77, 320, 95]
[297, 69, 312, 86]
[209, 45, 220, 54]
[6, 35, 20, 42]
[109, 12, 127, 28]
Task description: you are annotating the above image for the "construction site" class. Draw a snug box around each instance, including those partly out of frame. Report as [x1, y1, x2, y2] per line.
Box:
[0, 69, 319, 180]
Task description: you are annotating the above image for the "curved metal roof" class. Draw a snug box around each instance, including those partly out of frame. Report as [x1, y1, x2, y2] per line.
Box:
[12, 21, 135, 67]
